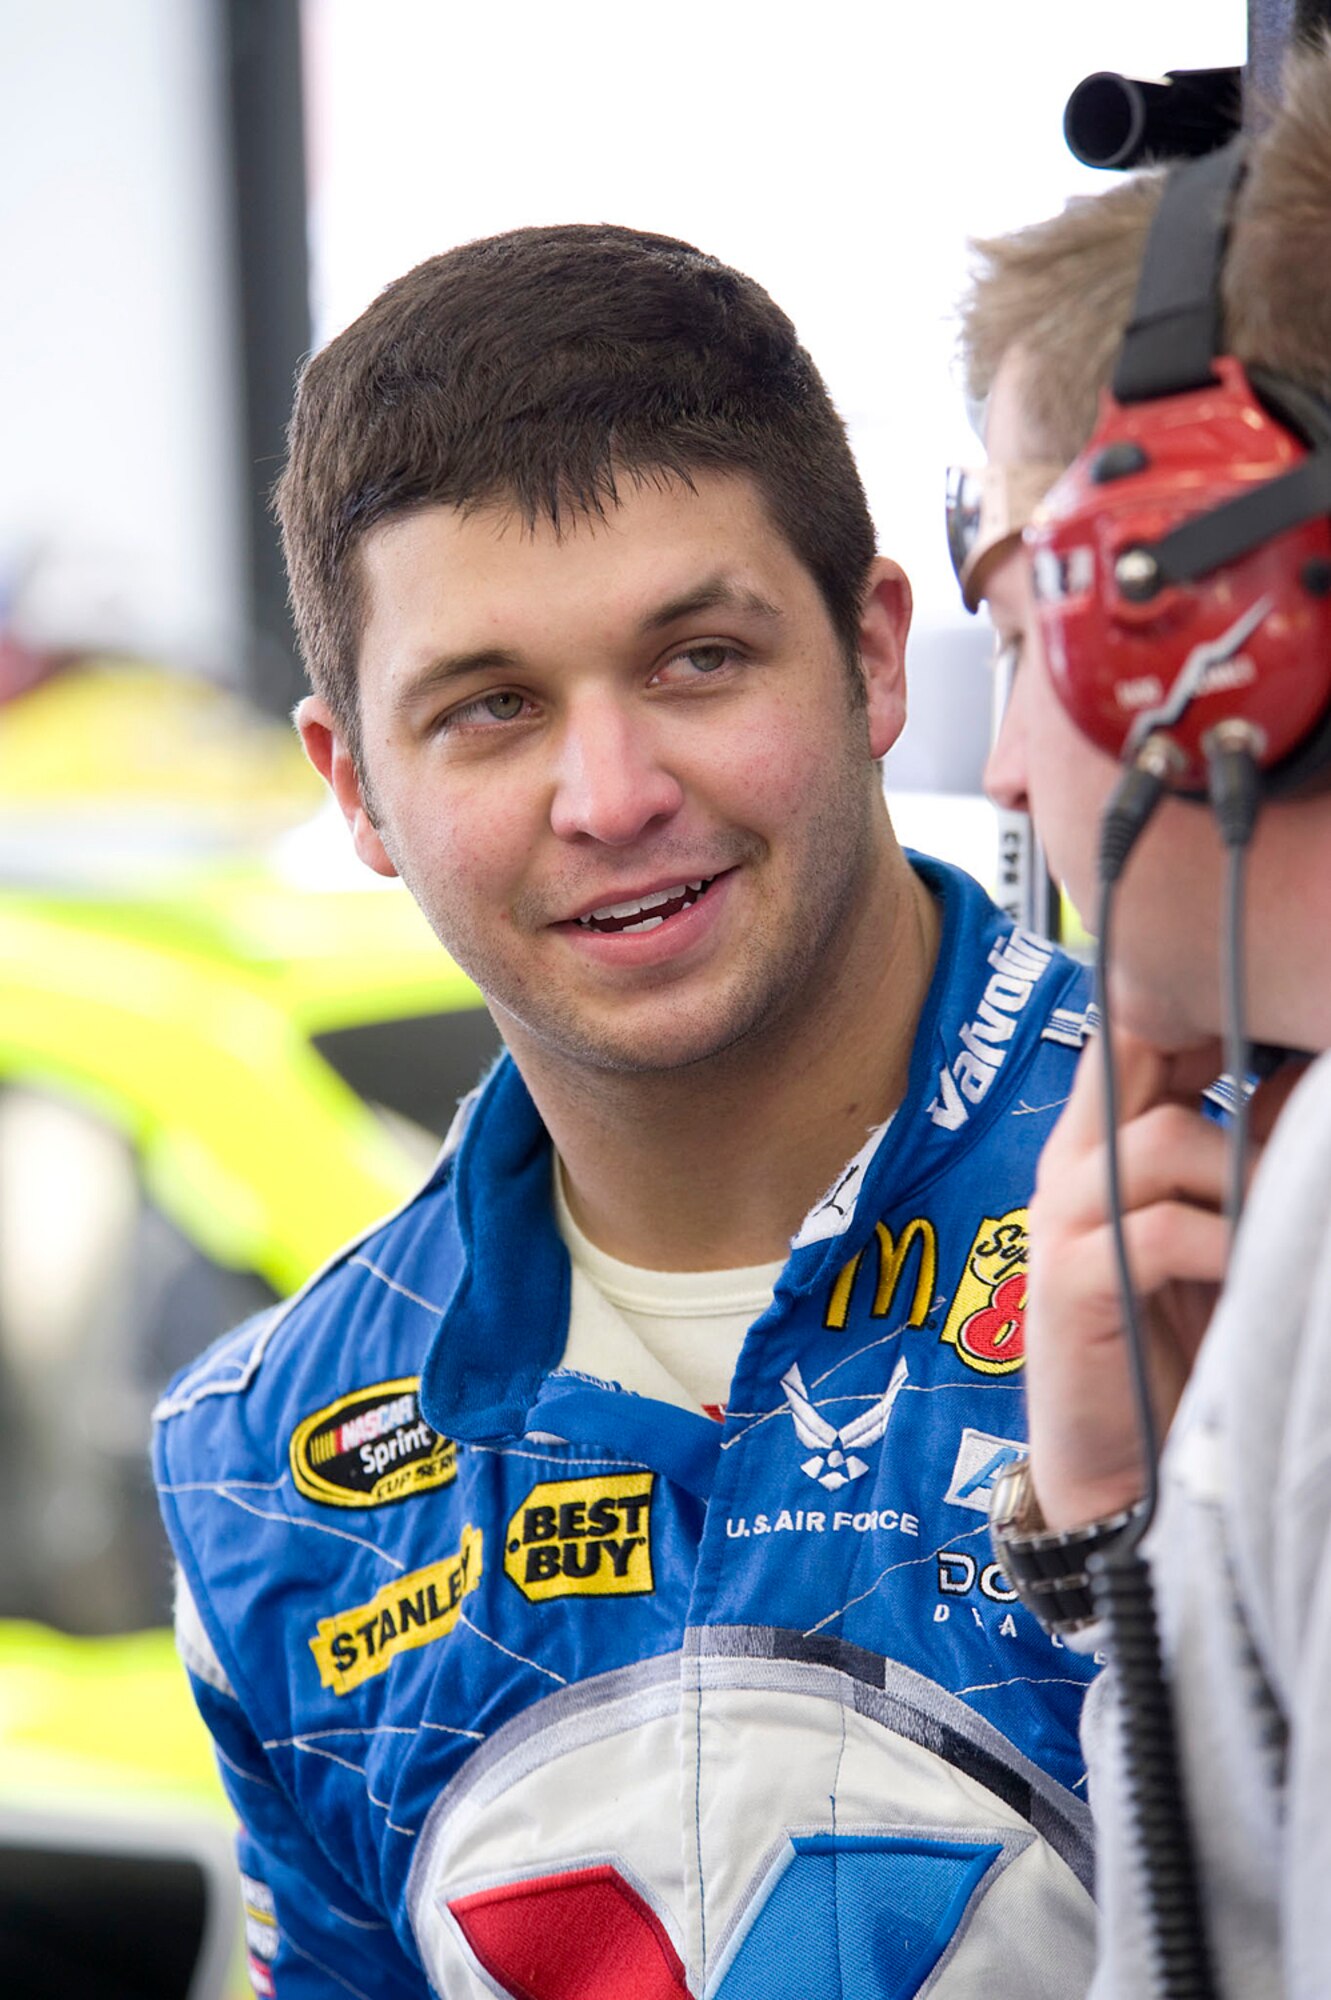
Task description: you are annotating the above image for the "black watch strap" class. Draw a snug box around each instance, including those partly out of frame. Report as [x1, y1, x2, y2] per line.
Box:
[988, 1456, 1144, 1636]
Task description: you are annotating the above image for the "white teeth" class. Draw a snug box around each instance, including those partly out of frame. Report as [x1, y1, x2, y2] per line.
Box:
[583, 883, 689, 924]
[575, 875, 715, 930]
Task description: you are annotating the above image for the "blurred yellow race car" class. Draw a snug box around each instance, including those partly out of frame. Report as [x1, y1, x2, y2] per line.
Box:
[0, 657, 499, 1637]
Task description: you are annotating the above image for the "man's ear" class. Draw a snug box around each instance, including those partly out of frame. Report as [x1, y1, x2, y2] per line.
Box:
[295, 696, 399, 879]
[857, 557, 912, 759]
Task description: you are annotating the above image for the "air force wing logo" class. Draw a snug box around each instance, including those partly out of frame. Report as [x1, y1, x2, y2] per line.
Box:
[781, 1358, 907, 1490]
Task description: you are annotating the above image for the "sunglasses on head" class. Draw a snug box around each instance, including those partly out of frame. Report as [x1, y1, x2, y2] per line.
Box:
[946, 461, 1064, 612]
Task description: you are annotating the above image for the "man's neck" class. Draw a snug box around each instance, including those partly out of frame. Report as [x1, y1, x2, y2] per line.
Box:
[503, 846, 940, 1271]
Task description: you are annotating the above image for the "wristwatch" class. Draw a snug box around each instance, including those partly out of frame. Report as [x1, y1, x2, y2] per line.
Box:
[988, 1455, 1143, 1636]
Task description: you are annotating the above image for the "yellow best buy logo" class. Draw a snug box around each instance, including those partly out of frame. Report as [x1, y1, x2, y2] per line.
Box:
[940, 1209, 1029, 1375]
[504, 1474, 654, 1602]
[308, 1525, 482, 1694]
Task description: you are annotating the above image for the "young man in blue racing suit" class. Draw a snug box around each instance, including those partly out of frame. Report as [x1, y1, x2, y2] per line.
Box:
[155, 224, 1100, 1999]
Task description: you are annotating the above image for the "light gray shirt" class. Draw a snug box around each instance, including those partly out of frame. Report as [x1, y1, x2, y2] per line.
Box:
[1086, 1049, 1331, 1998]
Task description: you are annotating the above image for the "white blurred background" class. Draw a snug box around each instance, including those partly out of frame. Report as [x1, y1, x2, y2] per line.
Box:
[3, 0, 1244, 788]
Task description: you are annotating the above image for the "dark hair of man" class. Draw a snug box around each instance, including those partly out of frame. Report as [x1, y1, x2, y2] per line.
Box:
[275, 223, 877, 770]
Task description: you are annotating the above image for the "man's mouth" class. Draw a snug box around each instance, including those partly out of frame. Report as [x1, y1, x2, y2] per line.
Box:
[575, 876, 717, 934]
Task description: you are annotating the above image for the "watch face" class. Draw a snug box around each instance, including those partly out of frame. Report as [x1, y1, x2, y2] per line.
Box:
[986, 1455, 1034, 1540]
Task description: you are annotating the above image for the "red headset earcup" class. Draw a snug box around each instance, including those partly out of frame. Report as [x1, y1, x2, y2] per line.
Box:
[1026, 358, 1331, 792]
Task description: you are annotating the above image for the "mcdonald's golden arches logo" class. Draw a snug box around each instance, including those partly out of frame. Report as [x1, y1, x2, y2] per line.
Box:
[824, 1216, 937, 1333]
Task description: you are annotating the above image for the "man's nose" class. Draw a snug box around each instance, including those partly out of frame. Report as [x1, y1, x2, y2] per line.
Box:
[982, 677, 1031, 815]
[548, 699, 685, 845]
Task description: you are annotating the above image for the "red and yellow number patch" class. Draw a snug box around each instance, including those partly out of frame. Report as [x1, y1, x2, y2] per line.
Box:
[940, 1209, 1029, 1375]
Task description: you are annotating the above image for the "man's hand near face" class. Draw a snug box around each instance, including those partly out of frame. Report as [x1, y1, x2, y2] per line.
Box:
[1023, 1029, 1304, 1535]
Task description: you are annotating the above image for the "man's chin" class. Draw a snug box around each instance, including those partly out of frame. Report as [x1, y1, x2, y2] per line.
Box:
[497, 992, 774, 1081]
[1107, 968, 1214, 1053]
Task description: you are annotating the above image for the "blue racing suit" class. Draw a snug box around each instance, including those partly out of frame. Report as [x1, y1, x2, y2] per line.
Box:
[154, 857, 1100, 2000]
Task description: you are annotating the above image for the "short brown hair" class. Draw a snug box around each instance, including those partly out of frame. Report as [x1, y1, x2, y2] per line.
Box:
[959, 173, 1164, 464]
[958, 35, 1331, 464]
[275, 224, 876, 764]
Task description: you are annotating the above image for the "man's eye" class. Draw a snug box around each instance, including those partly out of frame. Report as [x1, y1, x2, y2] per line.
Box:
[445, 690, 529, 729]
[480, 691, 525, 720]
[657, 644, 737, 683]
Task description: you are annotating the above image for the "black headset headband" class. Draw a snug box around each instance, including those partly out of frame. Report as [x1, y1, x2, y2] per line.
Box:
[1107, 143, 1331, 592]
[1112, 140, 1243, 404]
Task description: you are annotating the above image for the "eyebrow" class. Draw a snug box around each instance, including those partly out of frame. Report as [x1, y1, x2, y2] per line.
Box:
[637, 576, 784, 633]
[392, 575, 785, 717]
[393, 648, 522, 717]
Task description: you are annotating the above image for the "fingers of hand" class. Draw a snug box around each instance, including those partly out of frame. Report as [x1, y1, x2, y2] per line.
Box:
[1027, 1201, 1227, 1373]
[1100, 1201, 1230, 1312]
[1039, 1029, 1224, 1179]
[1024, 1209, 1225, 1530]
[1036, 1099, 1229, 1238]
[1023, 1192, 1231, 1320]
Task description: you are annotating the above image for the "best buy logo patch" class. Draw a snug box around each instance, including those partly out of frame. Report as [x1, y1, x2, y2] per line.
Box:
[504, 1474, 654, 1602]
[309, 1526, 482, 1694]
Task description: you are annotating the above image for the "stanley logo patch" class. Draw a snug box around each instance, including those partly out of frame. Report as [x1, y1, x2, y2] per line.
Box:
[290, 1377, 456, 1509]
[940, 1209, 1029, 1375]
[309, 1526, 482, 1694]
[504, 1474, 654, 1603]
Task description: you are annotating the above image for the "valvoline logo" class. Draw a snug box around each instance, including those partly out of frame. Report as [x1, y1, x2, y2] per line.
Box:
[448, 1838, 1001, 1999]
[928, 930, 1052, 1130]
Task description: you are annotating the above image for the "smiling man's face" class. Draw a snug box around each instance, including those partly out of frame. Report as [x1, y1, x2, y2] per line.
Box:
[299, 469, 910, 1080]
